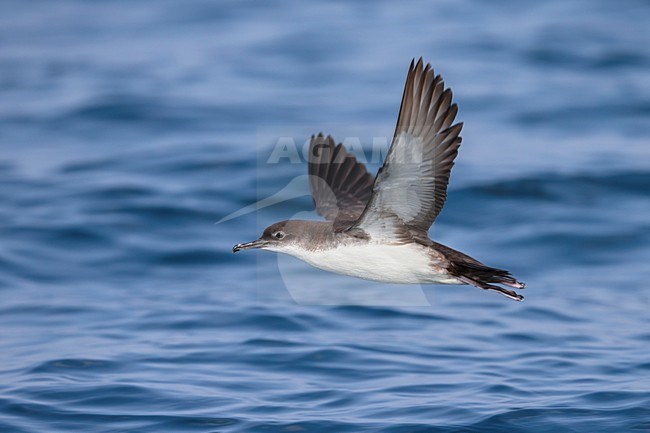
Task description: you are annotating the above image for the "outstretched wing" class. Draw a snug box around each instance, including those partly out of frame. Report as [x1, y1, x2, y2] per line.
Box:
[350, 58, 463, 240]
[308, 133, 375, 230]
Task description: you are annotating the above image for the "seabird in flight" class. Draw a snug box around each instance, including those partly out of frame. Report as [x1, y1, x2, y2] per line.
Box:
[233, 58, 526, 301]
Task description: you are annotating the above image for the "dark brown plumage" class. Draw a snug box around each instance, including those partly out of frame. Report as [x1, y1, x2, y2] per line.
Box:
[308, 133, 375, 231]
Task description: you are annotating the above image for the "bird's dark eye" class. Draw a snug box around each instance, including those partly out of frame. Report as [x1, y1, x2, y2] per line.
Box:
[274, 231, 285, 239]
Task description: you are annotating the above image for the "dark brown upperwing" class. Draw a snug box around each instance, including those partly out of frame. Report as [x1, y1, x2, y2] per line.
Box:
[308, 133, 375, 230]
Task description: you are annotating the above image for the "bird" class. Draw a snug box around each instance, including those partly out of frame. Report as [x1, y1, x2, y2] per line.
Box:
[233, 58, 526, 301]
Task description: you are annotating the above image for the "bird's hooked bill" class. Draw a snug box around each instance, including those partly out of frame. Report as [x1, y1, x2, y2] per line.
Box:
[232, 239, 267, 253]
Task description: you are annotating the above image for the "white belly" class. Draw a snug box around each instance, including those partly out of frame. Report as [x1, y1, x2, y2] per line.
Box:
[283, 242, 462, 284]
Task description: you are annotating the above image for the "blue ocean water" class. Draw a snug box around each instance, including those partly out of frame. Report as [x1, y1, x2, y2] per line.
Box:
[1, 0, 649, 432]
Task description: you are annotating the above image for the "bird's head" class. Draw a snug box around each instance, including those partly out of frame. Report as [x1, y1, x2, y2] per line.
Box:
[232, 220, 308, 254]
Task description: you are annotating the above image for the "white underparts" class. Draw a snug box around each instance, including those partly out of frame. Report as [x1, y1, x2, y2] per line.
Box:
[276, 242, 464, 285]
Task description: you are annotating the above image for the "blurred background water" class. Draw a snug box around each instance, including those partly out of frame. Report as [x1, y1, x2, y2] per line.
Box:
[1, 0, 649, 432]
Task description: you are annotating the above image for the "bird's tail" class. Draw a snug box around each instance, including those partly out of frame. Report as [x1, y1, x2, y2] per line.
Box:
[431, 241, 526, 301]
[452, 261, 526, 301]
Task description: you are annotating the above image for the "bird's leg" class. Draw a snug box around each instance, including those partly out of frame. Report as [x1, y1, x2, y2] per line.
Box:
[457, 276, 524, 301]
[481, 283, 524, 301]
